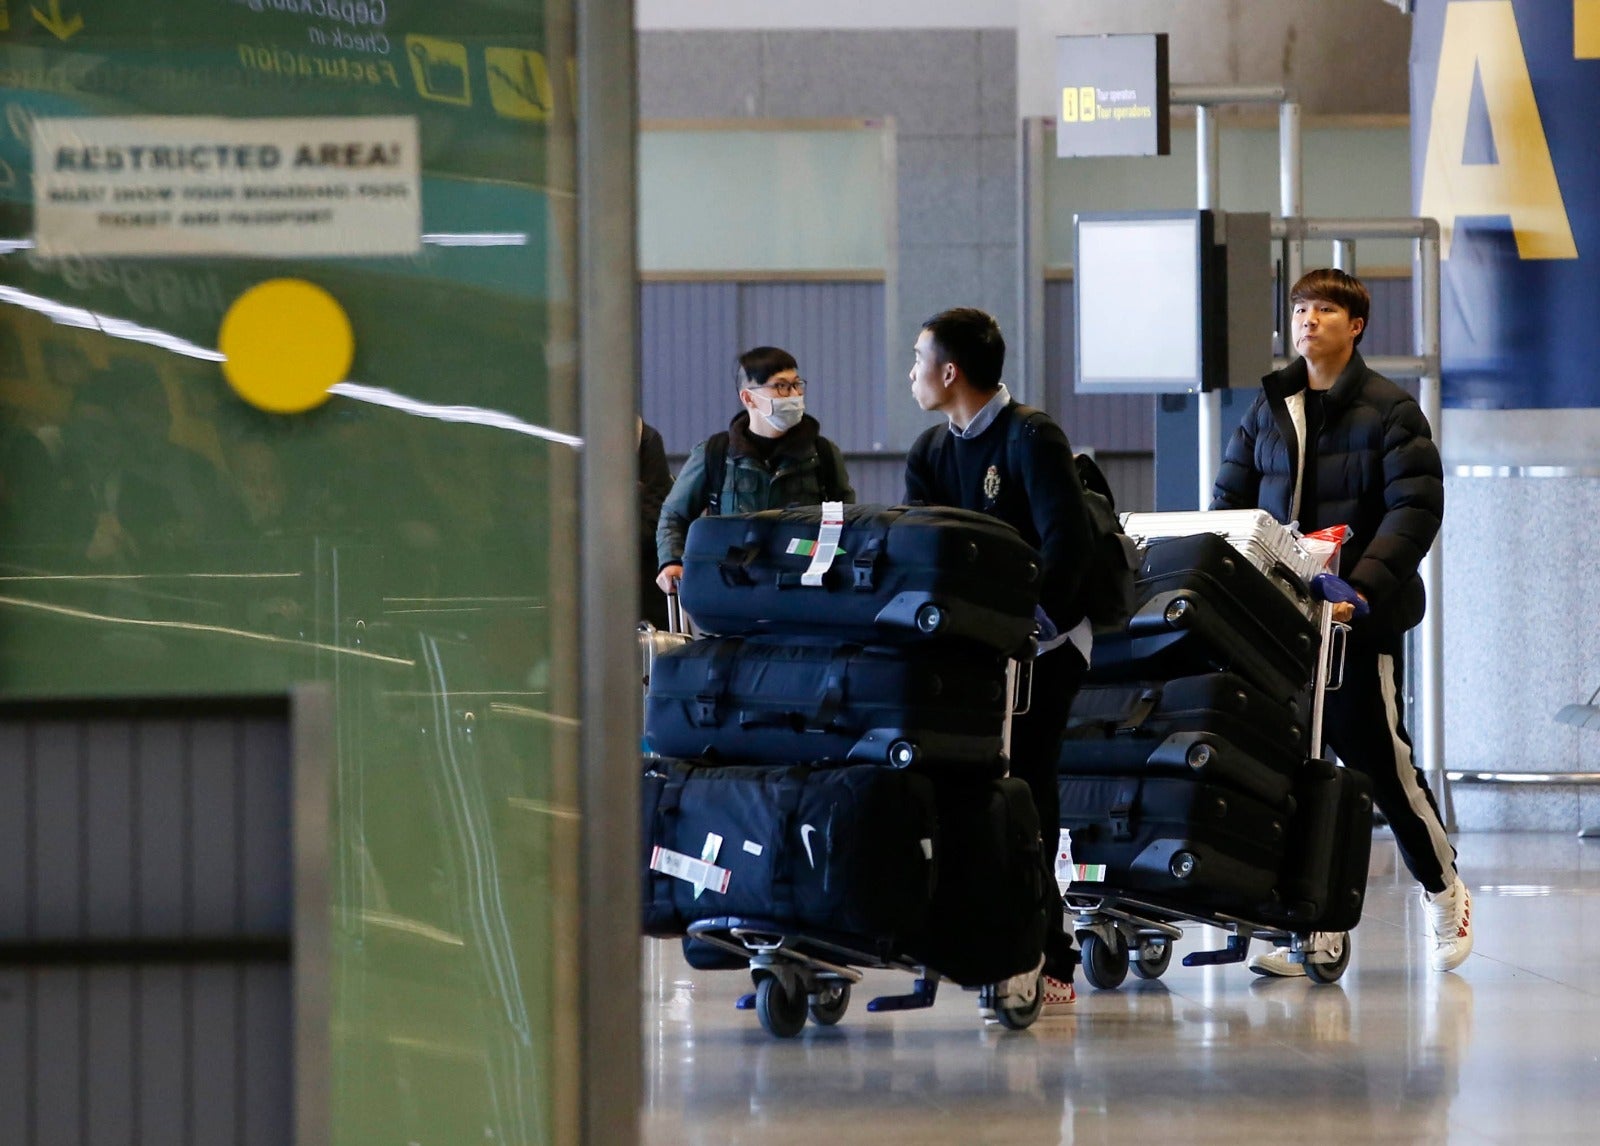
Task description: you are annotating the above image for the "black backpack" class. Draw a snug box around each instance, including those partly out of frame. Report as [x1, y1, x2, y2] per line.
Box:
[701, 431, 846, 514]
[1007, 407, 1139, 631]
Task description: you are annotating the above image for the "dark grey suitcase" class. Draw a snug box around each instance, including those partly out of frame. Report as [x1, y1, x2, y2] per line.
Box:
[645, 635, 1010, 773]
[1088, 533, 1321, 704]
[677, 503, 1042, 656]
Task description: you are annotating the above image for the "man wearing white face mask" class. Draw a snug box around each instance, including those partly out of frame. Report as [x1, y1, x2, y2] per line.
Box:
[655, 346, 854, 595]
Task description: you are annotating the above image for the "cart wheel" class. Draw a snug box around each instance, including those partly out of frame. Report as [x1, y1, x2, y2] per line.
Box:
[755, 975, 808, 1038]
[808, 981, 852, 1026]
[1304, 933, 1352, 985]
[1080, 931, 1130, 990]
[1130, 938, 1173, 980]
[989, 970, 1044, 1031]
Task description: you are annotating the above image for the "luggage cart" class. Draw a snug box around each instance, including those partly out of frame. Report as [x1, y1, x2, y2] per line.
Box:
[1064, 597, 1352, 987]
[655, 649, 1049, 1038]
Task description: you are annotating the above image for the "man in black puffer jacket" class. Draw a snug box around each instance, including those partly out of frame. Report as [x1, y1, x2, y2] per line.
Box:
[1211, 268, 1470, 977]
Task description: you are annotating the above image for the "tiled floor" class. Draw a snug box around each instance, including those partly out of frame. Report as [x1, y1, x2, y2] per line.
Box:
[643, 833, 1600, 1145]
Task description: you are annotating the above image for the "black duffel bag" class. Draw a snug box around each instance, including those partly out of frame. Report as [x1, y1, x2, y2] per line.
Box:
[640, 758, 939, 952]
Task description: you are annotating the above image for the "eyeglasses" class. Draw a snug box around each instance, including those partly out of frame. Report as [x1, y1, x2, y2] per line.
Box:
[751, 378, 807, 397]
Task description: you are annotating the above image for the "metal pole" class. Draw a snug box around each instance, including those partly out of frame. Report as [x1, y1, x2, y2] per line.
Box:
[577, 0, 641, 1140]
[1021, 117, 1048, 410]
[1332, 239, 1356, 274]
[1195, 104, 1222, 509]
[1279, 101, 1304, 318]
[1416, 229, 1453, 832]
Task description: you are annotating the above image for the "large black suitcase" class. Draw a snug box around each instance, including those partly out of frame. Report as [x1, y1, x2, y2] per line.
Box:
[640, 759, 938, 948]
[1088, 533, 1320, 703]
[1058, 774, 1289, 913]
[645, 635, 1010, 772]
[677, 503, 1042, 656]
[907, 777, 1046, 987]
[1256, 758, 1374, 933]
[1058, 672, 1309, 809]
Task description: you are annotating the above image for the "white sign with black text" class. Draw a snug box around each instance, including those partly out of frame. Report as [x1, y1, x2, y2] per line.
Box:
[31, 115, 421, 258]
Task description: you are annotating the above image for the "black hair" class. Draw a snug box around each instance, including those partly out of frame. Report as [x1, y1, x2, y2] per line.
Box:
[921, 308, 1005, 392]
[1291, 268, 1371, 346]
[735, 346, 798, 391]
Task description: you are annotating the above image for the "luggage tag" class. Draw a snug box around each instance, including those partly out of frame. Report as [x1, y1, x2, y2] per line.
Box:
[649, 846, 732, 896]
[694, 833, 723, 899]
[795, 501, 846, 587]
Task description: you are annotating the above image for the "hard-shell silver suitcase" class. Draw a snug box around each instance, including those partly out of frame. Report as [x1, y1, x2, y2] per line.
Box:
[639, 596, 693, 692]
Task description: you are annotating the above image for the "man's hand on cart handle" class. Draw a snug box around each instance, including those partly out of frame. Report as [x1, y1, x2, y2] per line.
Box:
[656, 564, 684, 595]
[1312, 572, 1370, 624]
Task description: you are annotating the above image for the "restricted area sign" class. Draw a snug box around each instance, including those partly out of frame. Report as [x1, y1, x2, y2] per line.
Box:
[31, 115, 421, 258]
[1056, 33, 1170, 159]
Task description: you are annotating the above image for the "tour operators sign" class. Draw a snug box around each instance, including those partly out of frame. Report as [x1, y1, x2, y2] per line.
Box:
[31, 115, 421, 258]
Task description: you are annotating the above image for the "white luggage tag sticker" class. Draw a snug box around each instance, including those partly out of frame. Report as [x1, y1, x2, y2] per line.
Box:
[649, 846, 732, 895]
[800, 501, 846, 587]
[1055, 829, 1075, 895]
[694, 833, 723, 899]
[742, 840, 764, 857]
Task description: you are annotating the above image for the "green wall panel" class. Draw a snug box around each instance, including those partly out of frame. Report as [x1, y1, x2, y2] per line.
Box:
[0, 2, 582, 1142]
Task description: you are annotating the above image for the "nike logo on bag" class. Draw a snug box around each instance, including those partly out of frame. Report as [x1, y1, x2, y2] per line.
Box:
[800, 824, 818, 868]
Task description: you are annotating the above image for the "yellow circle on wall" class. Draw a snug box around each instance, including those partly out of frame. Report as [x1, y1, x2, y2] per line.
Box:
[218, 279, 354, 414]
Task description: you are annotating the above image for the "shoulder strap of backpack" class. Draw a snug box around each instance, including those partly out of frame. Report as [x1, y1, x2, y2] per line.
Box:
[702, 432, 729, 514]
[815, 436, 844, 501]
[1003, 403, 1048, 481]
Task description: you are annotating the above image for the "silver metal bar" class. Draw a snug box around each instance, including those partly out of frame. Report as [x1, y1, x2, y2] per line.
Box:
[292, 684, 333, 1146]
[1271, 354, 1430, 376]
[1171, 83, 1288, 105]
[1453, 465, 1600, 478]
[1195, 104, 1222, 508]
[577, 0, 640, 1139]
[1021, 117, 1048, 409]
[1309, 603, 1334, 758]
[1416, 232, 1451, 832]
[1447, 772, 1600, 784]
[1332, 239, 1356, 274]
[1280, 101, 1303, 360]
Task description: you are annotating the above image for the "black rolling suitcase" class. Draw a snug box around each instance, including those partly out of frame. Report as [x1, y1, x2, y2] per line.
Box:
[1257, 758, 1375, 933]
[644, 635, 1010, 772]
[640, 758, 939, 947]
[1089, 533, 1320, 703]
[677, 503, 1041, 656]
[1058, 774, 1289, 913]
[908, 777, 1045, 986]
[1058, 672, 1310, 809]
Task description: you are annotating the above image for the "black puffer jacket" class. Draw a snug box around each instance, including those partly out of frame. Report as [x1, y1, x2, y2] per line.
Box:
[1210, 351, 1443, 638]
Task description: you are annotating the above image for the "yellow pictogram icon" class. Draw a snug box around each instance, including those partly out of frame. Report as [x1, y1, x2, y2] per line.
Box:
[486, 47, 555, 122]
[31, 0, 82, 40]
[406, 35, 472, 107]
[219, 279, 354, 415]
[1062, 86, 1078, 123]
[1079, 86, 1097, 123]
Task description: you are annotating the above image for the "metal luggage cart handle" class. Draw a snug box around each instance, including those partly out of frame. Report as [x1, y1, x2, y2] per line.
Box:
[1325, 620, 1350, 693]
[1010, 657, 1034, 717]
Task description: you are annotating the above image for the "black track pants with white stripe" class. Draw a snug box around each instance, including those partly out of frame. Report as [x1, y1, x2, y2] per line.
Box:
[1322, 629, 1457, 895]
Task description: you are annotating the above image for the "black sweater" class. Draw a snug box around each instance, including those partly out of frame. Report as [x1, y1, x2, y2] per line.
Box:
[1210, 351, 1443, 638]
[905, 400, 1094, 631]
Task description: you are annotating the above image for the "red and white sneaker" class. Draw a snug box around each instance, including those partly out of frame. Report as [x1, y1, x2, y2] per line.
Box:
[1424, 877, 1473, 972]
[1040, 975, 1076, 1014]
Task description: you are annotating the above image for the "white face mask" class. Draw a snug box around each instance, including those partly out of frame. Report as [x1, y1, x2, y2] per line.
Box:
[759, 394, 805, 433]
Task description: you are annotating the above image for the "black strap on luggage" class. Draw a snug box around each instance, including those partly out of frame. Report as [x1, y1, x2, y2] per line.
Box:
[768, 767, 811, 922]
[648, 767, 689, 924]
[693, 639, 742, 726]
[1108, 778, 1139, 842]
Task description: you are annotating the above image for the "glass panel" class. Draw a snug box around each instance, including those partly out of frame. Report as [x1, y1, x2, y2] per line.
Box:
[0, 4, 581, 1143]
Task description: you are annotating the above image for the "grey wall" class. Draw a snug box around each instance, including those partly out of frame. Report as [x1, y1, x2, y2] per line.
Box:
[0, 702, 295, 1146]
[640, 29, 1020, 451]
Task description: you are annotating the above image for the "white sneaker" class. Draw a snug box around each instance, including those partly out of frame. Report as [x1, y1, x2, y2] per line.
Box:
[1424, 877, 1473, 972]
[1248, 932, 1343, 978]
